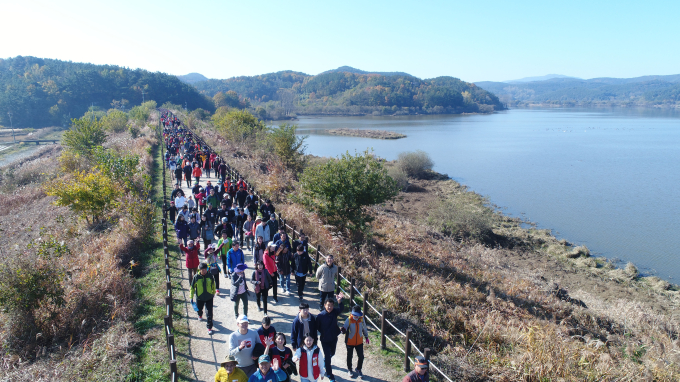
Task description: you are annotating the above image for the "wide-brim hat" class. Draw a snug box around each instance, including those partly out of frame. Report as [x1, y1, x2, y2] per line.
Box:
[235, 263, 248, 272]
[220, 355, 237, 367]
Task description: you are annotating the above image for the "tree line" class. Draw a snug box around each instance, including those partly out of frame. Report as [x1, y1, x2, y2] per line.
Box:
[0, 56, 215, 128]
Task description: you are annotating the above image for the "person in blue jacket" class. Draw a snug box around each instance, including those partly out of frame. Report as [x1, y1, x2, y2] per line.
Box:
[227, 242, 245, 274]
[316, 292, 345, 382]
[174, 214, 189, 246]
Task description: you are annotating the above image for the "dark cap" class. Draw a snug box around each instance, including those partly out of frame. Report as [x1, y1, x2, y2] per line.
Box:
[415, 356, 428, 369]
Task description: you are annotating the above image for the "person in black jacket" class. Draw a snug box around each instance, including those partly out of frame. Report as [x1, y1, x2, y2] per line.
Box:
[204, 204, 219, 226]
[236, 208, 248, 246]
[235, 186, 249, 209]
[165, 200, 178, 223]
[316, 292, 345, 381]
[174, 165, 183, 186]
[171, 184, 184, 200]
[260, 200, 275, 221]
[290, 303, 317, 351]
[291, 245, 313, 300]
[183, 163, 193, 187]
[292, 233, 309, 255]
[215, 217, 234, 238]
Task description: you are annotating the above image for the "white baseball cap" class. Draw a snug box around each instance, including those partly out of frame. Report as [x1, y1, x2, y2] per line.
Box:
[236, 315, 249, 323]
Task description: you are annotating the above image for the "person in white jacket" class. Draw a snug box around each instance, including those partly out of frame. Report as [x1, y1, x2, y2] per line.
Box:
[255, 218, 271, 244]
[293, 334, 325, 382]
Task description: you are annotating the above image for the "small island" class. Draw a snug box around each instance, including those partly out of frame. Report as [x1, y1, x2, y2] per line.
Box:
[328, 128, 406, 140]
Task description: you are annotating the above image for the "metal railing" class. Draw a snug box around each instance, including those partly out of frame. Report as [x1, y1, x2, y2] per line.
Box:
[160, 110, 452, 381]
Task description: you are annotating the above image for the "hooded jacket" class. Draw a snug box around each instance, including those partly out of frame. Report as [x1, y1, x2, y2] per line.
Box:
[174, 219, 189, 239]
[343, 314, 369, 346]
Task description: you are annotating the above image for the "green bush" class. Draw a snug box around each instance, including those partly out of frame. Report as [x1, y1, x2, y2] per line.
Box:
[62, 117, 107, 155]
[296, 149, 399, 232]
[269, 123, 307, 173]
[129, 125, 140, 138]
[103, 110, 129, 132]
[397, 150, 434, 178]
[427, 192, 498, 242]
[387, 166, 409, 191]
[212, 109, 265, 143]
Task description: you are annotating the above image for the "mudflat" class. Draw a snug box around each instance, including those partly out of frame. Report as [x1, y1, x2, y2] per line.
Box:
[328, 128, 406, 139]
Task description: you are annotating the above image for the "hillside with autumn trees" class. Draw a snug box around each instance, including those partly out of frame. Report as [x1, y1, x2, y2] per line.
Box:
[192, 67, 504, 119]
[0, 56, 214, 128]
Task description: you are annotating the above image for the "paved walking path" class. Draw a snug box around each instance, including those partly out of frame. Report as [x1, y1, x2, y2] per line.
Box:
[171, 169, 400, 382]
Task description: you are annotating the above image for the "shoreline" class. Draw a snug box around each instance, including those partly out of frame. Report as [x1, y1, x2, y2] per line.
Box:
[379, 167, 680, 292]
[328, 128, 406, 139]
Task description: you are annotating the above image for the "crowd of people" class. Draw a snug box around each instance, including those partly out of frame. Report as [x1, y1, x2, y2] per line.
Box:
[161, 111, 430, 382]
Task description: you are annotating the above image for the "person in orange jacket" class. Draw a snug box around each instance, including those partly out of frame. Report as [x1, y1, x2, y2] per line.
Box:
[192, 163, 203, 184]
[342, 305, 369, 379]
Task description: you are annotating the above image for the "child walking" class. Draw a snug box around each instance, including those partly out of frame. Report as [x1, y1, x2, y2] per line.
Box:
[293, 334, 325, 382]
[343, 305, 369, 379]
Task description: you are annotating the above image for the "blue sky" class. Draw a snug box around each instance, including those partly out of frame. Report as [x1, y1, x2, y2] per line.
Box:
[2, 0, 678, 82]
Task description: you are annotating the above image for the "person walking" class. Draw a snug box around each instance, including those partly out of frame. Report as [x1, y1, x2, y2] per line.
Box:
[200, 215, 215, 247]
[262, 243, 278, 303]
[227, 242, 245, 274]
[343, 305, 369, 379]
[205, 245, 222, 294]
[229, 315, 260, 377]
[315, 255, 338, 311]
[316, 293, 345, 382]
[190, 262, 216, 335]
[251, 261, 273, 315]
[174, 214, 189, 246]
[183, 162, 193, 188]
[193, 163, 202, 184]
[180, 239, 200, 284]
[291, 303, 318, 351]
[248, 355, 278, 382]
[291, 245, 313, 301]
[231, 263, 250, 319]
[275, 244, 292, 301]
[215, 355, 248, 382]
[292, 335, 325, 382]
[402, 356, 429, 382]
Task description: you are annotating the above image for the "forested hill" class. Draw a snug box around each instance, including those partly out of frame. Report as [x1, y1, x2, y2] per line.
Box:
[192, 68, 504, 115]
[0, 56, 214, 128]
[476, 74, 680, 107]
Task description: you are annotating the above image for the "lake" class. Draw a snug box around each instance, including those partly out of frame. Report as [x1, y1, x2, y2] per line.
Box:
[292, 108, 680, 282]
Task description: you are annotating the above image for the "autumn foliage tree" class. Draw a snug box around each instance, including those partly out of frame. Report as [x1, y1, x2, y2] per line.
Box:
[45, 170, 122, 223]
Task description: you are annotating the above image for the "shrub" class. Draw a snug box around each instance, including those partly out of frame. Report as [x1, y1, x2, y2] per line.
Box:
[129, 125, 140, 138]
[397, 150, 434, 178]
[102, 110, 129, 133]
[44, 170, 122, 223]
[212, 109, 265, 143]
[387, 165, 409, 191]
[269, 123, 307, 173]
[427, 192, 498, 242]
[62, 117, 107, 155]
[295, 149, 399, 232]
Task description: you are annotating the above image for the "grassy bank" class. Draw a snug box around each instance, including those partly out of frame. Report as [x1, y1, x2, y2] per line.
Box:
[125, 122, 191, 381]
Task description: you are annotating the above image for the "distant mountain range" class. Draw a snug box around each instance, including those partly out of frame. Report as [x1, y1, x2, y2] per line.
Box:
[184, 66, 504, 115]
[506, 74, 579, 83]
[475, 74, 680, 107]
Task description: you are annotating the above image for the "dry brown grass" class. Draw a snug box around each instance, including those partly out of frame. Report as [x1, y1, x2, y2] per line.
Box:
[0, 125, 158, 381]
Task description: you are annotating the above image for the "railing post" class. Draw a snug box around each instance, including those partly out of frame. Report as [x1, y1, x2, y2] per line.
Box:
[164, 313, 173, 331]
[381, 309, 387, 350]
[170, 360, 178, 381]
[424, 348, 431, 362]
[350, 278, 356, 304]
[167, 333, 175, 358]
[314, 245, 320, 272]
[336, 266, 342, 294]
[363, 292, 369, 317]
[167, 281, 172, 300]
[292, 226, 297, 240]
[404, 328, 412, 372]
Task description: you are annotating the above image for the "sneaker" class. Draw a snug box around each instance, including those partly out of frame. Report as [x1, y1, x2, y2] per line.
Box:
[356, 370, 363, 379]
[215, 289, 220, 295]
[208, 329, 213, 335]
[349, 369, 357, 378]
[198, 315, 203, 321]
[273, 298, 279, 303]
[258, 306, 263, 312]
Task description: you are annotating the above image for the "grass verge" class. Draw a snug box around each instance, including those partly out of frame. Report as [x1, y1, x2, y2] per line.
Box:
[125, 131, 191, 381]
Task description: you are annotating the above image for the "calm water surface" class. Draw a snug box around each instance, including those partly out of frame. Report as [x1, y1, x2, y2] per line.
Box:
[292, 108, 680, 281]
